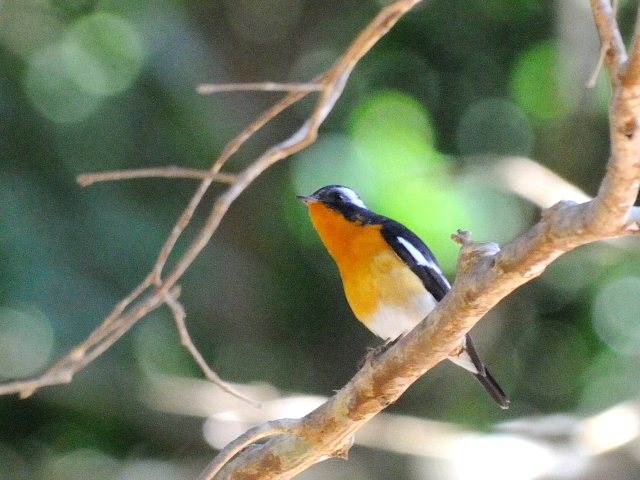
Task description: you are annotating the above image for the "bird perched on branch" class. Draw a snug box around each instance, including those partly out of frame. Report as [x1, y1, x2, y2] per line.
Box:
[298, 185, 509, 409]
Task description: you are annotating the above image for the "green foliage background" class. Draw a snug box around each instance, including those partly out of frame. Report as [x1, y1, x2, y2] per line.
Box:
[2, 0, 640, 478]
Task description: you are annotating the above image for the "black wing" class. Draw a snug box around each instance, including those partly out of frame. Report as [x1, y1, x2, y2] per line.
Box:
[378, 217, 510, 409]
[379, 219, 451, 301]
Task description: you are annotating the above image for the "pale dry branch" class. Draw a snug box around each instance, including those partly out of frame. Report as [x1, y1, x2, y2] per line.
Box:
[151, 86, 313, 282]
[0, 0, 423, 407]
[0, 282, 175, 398]
[164, 291, 261, 408]
[197, 82, 324, 94]
[589, 0, 627, 79]
[588, 40, 611, 87]
[77, 167, 236, 186]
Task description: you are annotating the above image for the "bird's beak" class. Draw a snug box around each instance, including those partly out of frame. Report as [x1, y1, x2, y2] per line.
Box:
[296, 195, 318, 204]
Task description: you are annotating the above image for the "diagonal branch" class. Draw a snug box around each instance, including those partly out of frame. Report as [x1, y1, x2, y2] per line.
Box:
[589, 0, 640, 232]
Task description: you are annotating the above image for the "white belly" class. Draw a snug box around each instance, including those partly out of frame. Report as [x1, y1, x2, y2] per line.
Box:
[365, 291, 438, 340]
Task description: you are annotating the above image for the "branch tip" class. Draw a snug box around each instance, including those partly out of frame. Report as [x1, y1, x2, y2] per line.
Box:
[451, 229, 472, 245]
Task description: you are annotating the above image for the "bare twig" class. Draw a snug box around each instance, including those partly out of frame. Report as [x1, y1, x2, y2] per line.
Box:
[150, 87, 314, 283]
[164, 291, 262, 408]
[197, 82, 324, 94]
[77, 167, 236, 186]
[0, 282, 172, 398]
[589, 0, 627, 79]
[587, 0, 619, 87]
[587, 41, 610, 87]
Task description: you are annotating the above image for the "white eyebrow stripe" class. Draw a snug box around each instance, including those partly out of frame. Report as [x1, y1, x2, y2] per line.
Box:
[397, 236, 443, 274]
[335, 187, 367, 209]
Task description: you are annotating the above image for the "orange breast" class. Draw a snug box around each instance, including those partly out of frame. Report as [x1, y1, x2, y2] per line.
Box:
[307, 203, 430, 335]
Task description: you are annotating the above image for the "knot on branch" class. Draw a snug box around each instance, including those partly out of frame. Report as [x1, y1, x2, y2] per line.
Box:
[621, 117, 638, 139]
[452, 229, 500, 274]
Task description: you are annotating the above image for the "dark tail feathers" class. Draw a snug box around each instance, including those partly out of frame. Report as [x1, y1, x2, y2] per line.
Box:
[473, 368, 510, 409]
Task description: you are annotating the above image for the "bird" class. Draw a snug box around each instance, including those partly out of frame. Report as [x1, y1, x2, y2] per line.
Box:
[297, 185, 509, 409]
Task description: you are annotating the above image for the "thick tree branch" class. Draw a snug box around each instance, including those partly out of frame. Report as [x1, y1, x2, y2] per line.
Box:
[203, 3, 640, 478]
[590, 0, 627, 79]
[590, 1, 640, 232]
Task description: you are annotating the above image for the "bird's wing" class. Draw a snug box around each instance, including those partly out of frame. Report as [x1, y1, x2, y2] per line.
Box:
[379, 220, 451, 302]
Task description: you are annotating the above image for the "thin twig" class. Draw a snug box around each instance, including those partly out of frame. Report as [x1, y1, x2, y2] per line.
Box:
[197, 82, 324, 94]
[587, 41, 609, 87]
[163, 291, 261, 408]
[587, 0, 618, 87]
[589, 0, 627, 80]
[150, 86, 315, 281]
[78, 167, 236, 186]
[0, 284, 170, 398]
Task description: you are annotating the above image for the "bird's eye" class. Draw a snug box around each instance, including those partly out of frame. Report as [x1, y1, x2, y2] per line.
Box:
[331, 192, 344, 201]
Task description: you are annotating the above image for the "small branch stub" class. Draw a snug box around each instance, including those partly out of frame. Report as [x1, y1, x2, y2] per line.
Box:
[452, 230, 501, 274]
[451, 229, 472, 245]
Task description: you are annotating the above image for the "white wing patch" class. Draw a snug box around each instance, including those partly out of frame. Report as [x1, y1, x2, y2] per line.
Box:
[397, 236, 444, 276]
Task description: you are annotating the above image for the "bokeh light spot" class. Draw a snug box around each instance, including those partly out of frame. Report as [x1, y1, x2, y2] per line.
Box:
[46, 449, 119, 480]
[456, 182, 528, 243]
[579, 351, 640, 414]
[349, 90, 436, 166]
[456, 97, 534, 157]
[133, 311, 195, 377]
[23, 12, 144, 123]
[0, 2, 63, 59]
[453, 434, 554, 480]
[223, 0, 303, 44]
[511, 41, 565, 121]
[291, 134, 368, 197]
[0, 306, 54, 379]
[117, 459, 190, 480]
[592, 276, 640, 356]
[522, 322, 590, 398]
[64, 12, 145, 96]
[24, 43, 104, 123]
[342, 91, 469, 267]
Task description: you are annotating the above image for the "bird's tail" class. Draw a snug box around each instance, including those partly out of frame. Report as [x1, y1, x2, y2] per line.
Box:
[473, 368, 510, 409]
[449, 334, 510, 409]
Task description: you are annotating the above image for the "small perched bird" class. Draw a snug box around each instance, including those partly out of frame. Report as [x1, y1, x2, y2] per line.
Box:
[298, 185, 509, 409]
